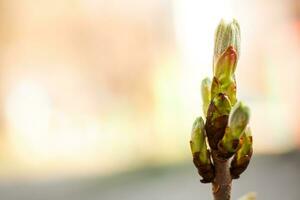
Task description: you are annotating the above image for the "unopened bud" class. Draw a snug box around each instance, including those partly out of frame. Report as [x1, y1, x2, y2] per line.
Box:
[230, 127, 253, 179]
[190, 117, 206, 156]
[209, 93, 231, 121]
[219, 102, 250, 155]
[190, 117, 214, 183]
[190, 117, 210, 164]
[205, 93, 231, 149]
[228, 101, 250, 138]
[237, 127, 253, 161]
[214, 19, 240, 65]
[222, 78, 237, 105]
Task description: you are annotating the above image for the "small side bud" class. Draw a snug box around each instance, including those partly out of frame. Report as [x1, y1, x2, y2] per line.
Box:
[201, 77, 211, 117]
[237, 127, 253, 160]
[230, 127, 253, 179]
[228, 101, 250, 138]
[209, 93, 232, 121]
[219, 101, 250, 155]
[190, 117, 206, 160]
[211, 76, 237, 105]
[190, 117, 214, 183]
[221, 78, 237, 105]
[205, 93, 231, 149]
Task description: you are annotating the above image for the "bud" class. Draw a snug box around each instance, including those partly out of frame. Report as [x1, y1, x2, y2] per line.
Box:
[236, 127, 253, 161]
[214, 19, 240, 65]
[228, 101, 250, 138]
[209, 93, 231, 121]
[211, 76, 237, 105]
[213, 19, 240, 104]
[190, 117, 205, 155]
[221, 78, 237, 105]
[190, 117, 214, 183]
[201, 77, 211, 116]
[205, 93, 231, 149]
[219, 101, 250, 154]
[230, 127, 253, 179]
[190, 117, 209, 164]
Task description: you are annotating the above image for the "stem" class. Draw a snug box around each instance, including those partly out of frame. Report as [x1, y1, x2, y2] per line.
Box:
[211, 150, 232, 200]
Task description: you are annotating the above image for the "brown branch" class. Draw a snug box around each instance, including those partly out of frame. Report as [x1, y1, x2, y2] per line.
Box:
[211, 150, 232, 200]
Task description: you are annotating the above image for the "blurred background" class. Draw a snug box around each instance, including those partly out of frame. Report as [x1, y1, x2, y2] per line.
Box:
[0, 0, 299, 199]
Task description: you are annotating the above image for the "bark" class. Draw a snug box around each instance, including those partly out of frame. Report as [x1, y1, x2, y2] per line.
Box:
[211, 150, 232, 200]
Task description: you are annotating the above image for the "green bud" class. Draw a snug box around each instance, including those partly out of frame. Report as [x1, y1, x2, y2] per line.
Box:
[190, 117, 205, 155]
[228, 101, 250, 138]
[214, 19, 240, 65]
[236, 127, 253, 163]
[201, 77, 211, 116]
[205, 93, 231, 150]
[219, 102, 250, 154]
[211, 76, 237, 104]
[209, 93, 231, 121]
[230, 127, 253, 179]
[213, 19, 240, 103]
[221, 78, 237, 105]
[190, 117, 214, 183]
[190, 117, 210, 164]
